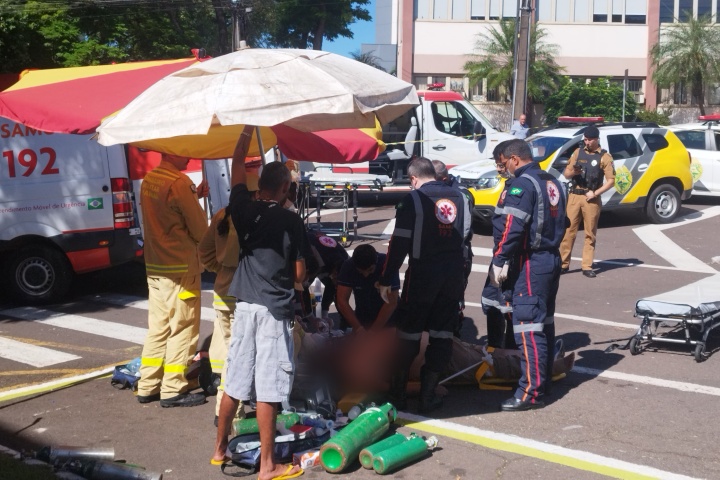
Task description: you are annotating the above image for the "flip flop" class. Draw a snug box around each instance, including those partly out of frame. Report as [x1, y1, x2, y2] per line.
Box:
[260, 464, 304, 480]
[210, 456, 231, 466]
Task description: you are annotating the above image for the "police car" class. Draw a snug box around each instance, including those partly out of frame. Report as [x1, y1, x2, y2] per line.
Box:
[450, 117, 694, 225]
[668, 114, 720, 196]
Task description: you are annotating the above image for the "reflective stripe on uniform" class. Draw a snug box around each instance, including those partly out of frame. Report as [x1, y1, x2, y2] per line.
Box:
[213, 294, 237, 308]
[393, 228, 412, 238]
[410, 190, 423, 259]
[210, 359, 224, 370]
[164, 363, 187, 374]
[544, 315, 554, 325]
[520, 173, 544, 250]
[142, 357, 163, 367]
[481, 296, 513, 313]
[146, 263, 190, 275]
[397, 330, 423, 341]
[428, 329, 454, 339]
[514, 322, 544, 333]
[178, 289, 199, 300]
[502, 206, 531, 222]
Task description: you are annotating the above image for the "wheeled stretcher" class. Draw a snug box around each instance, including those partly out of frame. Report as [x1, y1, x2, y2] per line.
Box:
[630, 274, 720, 362]
[296, 172, 390, 247]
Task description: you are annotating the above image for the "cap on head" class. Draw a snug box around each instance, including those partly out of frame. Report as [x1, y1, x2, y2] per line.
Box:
[583, 126, 600, 139]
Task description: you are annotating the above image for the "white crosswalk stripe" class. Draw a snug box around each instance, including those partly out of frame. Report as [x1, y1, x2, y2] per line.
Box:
[0, 336, 81, 367]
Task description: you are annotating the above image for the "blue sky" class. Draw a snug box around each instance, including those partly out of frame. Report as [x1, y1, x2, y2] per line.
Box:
[323, 0, 376, 57]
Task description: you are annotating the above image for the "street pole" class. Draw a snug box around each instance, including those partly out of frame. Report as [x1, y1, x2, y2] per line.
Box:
[622, 68, 628, 122]
[512, 0, 532, 124]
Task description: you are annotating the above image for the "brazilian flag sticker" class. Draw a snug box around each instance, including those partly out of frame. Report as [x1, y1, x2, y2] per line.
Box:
[509, 187, 523, 196]
[88, 198, 104, 210]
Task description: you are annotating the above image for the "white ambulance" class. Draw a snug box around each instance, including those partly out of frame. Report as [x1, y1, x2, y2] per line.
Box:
[0, 118, 214, 304]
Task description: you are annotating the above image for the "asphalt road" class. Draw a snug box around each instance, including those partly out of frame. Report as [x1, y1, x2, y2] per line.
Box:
[1, 194, 720, 480]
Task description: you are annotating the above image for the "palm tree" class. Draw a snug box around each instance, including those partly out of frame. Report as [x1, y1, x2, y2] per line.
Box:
[650, 15, 720, 115]
[464, 19, 564, 106]
[350, 50, 386, 72]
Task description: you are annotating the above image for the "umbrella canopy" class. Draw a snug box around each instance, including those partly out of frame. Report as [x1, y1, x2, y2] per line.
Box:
[96, 48, 417, 159]
[0, 58, 199, 134]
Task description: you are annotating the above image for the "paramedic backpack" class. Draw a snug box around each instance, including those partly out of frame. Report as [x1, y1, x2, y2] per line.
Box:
[221, 429, 330, 477]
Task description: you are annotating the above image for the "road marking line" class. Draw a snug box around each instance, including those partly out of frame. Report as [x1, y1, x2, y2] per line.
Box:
[382, 218, 396, 236]
[1, 308, 147, 344]
[0, 336, 80, 367]
[633, 206, 720, 274]
[572, 367, 720, 397]
[396, 413, 699, 480]
[0, 365, 115, 403]
[84, 294, 215, 322]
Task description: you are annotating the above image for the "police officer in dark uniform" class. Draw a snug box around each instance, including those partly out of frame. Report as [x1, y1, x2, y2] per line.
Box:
[559, 125, 615, 278]
[379, 157, 470, 413]
[481, 140, 517, 349]
[490, 139, 566, 412]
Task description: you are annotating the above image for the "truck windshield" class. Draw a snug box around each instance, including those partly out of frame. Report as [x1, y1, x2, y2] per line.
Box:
[527, 136, 570, 163]
[462, 101, 497, 130]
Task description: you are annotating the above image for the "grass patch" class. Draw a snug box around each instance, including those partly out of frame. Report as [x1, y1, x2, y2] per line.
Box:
[0, 452, 59, 480]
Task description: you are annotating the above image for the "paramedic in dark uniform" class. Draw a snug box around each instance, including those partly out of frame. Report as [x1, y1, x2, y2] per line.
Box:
[138, 153, 208, 408]
[491, 139, 566, 412]
[481, 140, 516, 349]
[432, 159, 474, 337]
[379, 156, 470, 413]
[559, 125, 615, 278]
[301, 230, 349, 323]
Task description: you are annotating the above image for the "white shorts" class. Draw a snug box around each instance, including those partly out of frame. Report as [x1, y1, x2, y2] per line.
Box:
[224, 302, 295, 403]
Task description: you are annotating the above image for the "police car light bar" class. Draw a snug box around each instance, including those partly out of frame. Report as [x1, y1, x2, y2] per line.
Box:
[558, 116, 604, 123]
[698, 114, 720, 121]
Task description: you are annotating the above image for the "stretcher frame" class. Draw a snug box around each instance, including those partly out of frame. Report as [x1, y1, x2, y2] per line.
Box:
[629, 275, 720, 362]
[296, 172, 389, 247]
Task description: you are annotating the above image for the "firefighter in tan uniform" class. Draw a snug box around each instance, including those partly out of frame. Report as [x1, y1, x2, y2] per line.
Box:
[137, 153, 208, 408]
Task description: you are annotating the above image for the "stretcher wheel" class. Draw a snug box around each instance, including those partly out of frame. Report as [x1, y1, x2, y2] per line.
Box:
[628, 337, 642, 355]
[694, 343, 706, 363]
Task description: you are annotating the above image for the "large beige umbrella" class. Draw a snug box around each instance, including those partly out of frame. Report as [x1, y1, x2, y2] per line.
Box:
[97, 48, 418, 159]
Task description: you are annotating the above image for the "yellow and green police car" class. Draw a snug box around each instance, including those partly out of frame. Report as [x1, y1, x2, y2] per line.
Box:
[450, 119, 693, 225]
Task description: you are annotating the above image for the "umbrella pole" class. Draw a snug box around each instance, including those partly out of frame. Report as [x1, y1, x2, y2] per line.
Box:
[201, 160, 211, 217]
[255, 126, 266, 165]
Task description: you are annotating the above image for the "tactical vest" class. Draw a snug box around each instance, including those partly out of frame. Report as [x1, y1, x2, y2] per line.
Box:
[569, 148, 606, 192]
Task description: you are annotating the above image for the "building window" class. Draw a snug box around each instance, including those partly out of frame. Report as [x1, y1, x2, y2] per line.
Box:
[625, 0, 646, 23]
[698, 0, 712, 18]
[612, 0, 623, 22]
[659, 0, 674, 22]
[574, 0, 589, 21]
[674, 82, 688, 104]
[627, 79, 643, 92]
[453, 0, 467, 19]
[593, 0, 608, 22]
[537, 0, 552, 21]
[502, 0, 517, 18]
[489, 0, 500, 20]
[678, 0, 692, 21]
[486, 87, 500, 102]
[433, 0, 448, 19]
[470, 0, 486, 19]
[416, 0, 430, 19]
[556, 0, 571, 21]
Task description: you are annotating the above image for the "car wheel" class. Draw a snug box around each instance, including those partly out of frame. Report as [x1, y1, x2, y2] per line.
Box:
[646, 184, 680, 224]
[8, 245, 73, 304]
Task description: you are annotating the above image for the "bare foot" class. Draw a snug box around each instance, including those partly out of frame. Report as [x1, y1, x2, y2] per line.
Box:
[211, 440, 228, 464]
[258, 463, 303, 480]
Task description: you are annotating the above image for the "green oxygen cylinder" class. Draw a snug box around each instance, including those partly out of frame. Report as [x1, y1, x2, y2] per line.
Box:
[358, 433, 408, 469]
[372, 435, 438, 475]
[320, 402, 397, 473]
[231, 412, 300, 436]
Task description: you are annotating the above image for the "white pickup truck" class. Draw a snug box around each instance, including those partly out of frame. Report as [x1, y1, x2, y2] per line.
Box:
[303, 90, 514, 185]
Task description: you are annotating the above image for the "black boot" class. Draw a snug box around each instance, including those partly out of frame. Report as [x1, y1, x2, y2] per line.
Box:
[388, 371, 409, 411]
[418, 367, 443, 414]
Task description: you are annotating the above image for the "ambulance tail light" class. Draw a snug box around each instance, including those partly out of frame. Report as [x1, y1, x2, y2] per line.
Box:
[111, 177, 135, 229]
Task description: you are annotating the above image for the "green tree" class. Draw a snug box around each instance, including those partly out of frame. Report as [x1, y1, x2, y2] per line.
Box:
[264, 0, 371, 50]
[350, 50, 385, 71]
[544, 78, 637, 124]
[650, 15, 720, 115]
[463, 18, 564, 105]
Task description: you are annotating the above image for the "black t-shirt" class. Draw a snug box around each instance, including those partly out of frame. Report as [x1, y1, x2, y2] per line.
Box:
[228, 184, 307, 320]
[336, 253, 400, 326]
[306, 232, 349, 279]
